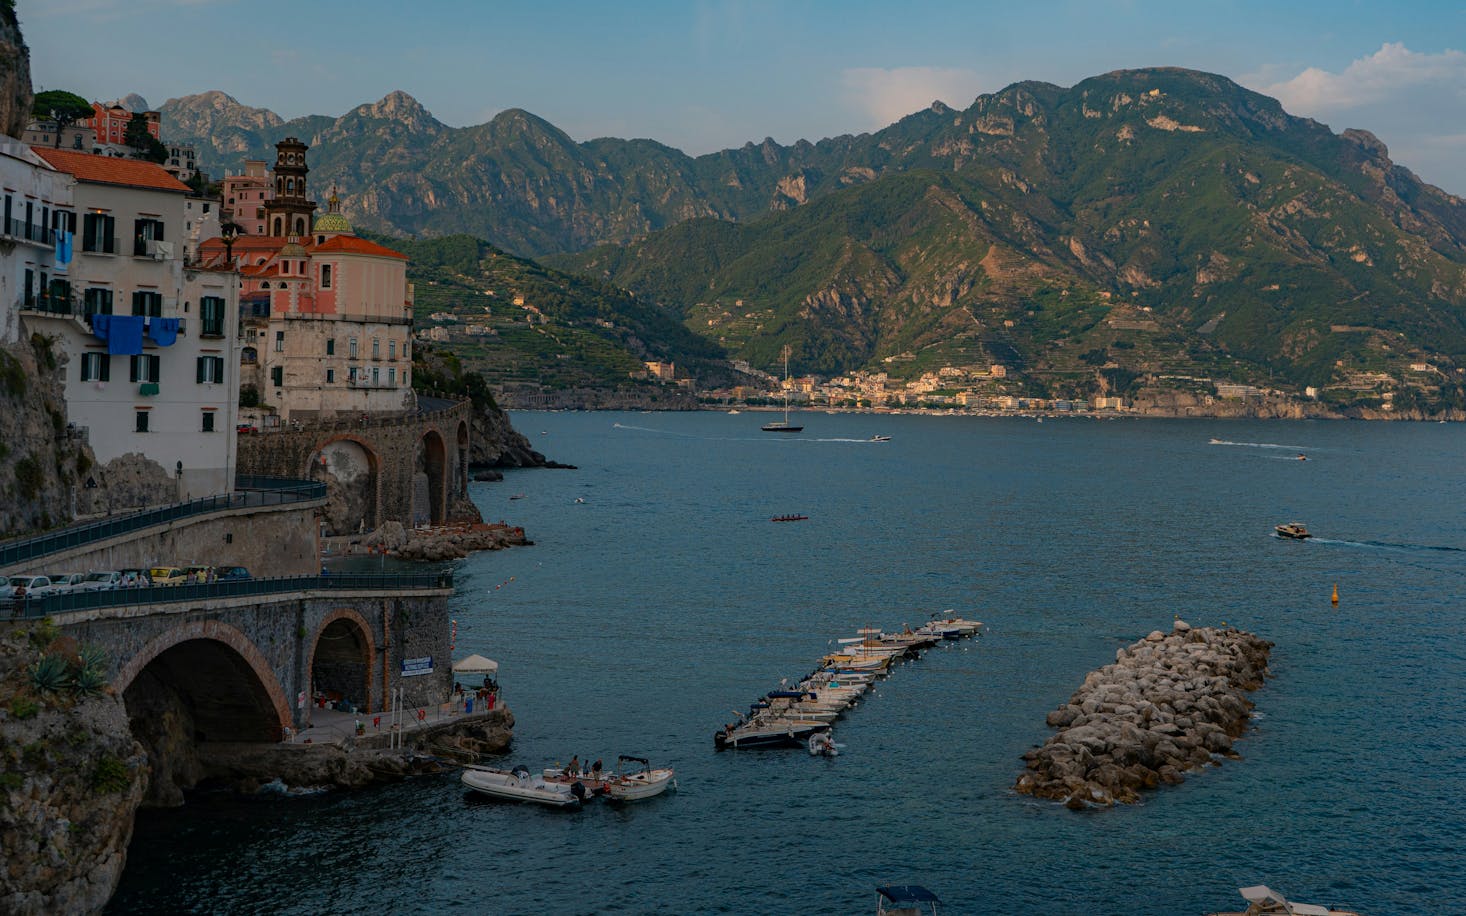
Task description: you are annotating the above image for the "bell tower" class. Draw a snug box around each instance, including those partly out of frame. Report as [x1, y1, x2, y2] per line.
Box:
[263, 137, 317, 238]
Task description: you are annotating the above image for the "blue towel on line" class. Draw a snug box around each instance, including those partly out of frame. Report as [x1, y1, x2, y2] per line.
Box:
[105, 315, 145, 356]
[148, 317, 180, 347]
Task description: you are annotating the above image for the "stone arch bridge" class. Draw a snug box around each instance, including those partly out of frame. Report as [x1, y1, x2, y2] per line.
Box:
[236, 398, 475, 535]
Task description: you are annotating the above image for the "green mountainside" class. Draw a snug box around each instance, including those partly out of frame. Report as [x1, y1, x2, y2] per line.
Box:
[365, 233, 729, 397]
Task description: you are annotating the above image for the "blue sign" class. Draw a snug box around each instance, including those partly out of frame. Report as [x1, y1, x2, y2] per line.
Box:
[401, 656, 434, 677]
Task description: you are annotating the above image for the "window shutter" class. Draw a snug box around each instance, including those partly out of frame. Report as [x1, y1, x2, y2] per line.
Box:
[100, 355, 110, 382]
[196, 357, 206, 384]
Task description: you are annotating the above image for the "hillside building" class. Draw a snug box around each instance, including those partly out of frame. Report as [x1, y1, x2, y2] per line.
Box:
[222, 159, 271, 237]
[86, 103, 161, 148]
[200, 143, 413, 423]
[22, 147, 241, 499]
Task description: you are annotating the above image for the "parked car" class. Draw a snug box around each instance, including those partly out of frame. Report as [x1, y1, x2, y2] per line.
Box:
[182, 564, 216, 583]
[236, 424, 258, 434]
[46, 573, 87, 594]
[149, 567, 188, 586]
[77, 571, 122, 591]
[0, 580, 16, 600]
[8, 575, 56, 599]
[118, 569, 153, 588]
[216, 566, 251, 581]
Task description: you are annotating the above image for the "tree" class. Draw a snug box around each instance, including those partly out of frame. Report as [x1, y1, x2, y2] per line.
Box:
[123, 113, 167, 164]
[31, 90, 92, 148]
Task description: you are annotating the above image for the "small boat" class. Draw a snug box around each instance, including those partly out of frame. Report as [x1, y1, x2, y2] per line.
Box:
[461, 765, 584, 807]
[876, 885, 942, 915]
[1206, 885, 1362, 916]
[771, 514, 809, 522]
[1275, 522, 1311, 540]
[1296, 454, 1308, 460]
[574, 497, 586, 504]
[509, 494, 527, 500]
[728, 409, 741, 415]
[808, 732, 840, 757]
[869, 435, 891, 442]
[714, 717, 829, 749]
[604, 755, 676, 801]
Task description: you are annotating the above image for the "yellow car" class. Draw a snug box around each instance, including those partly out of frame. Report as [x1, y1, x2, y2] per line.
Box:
[149, 566, 187, 586]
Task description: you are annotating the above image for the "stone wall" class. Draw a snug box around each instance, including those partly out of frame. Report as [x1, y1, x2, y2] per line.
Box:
[236, 400, 474, 534]
[1, 500, 324, 578]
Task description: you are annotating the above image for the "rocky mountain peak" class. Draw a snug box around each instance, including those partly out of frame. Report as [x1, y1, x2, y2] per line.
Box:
[105, 93, 150, 112]
[360, 89, 431, 122]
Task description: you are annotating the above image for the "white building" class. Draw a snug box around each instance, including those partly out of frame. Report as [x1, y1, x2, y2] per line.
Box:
[0, 137, 74, 344]
[24, 147, 240, 499]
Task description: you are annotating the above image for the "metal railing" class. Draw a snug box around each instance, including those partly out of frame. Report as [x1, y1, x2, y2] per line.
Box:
[2, 219, 55, 246]
[8, 570, 453, 619]
[0, 476, 325, 568]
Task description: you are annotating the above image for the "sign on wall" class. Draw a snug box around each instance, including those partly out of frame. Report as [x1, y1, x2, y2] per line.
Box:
[401, 656, 434, 677]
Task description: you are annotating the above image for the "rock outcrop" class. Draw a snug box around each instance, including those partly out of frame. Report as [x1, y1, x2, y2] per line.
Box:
[0, 338, 93, 538]
[354, 520, 531, 562]
[1015, 620, 1272, 809]
[0, 625, 148, 915]
[0, 3, 31, 140]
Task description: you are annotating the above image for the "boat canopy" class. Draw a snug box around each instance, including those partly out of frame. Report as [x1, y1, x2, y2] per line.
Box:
[452, 654, 499, 676]
[877, 886, 941, 904]
[1238, 886, 1334, 915]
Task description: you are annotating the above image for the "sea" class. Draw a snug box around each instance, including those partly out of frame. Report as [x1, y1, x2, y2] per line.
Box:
[109, 412, 1466, 915]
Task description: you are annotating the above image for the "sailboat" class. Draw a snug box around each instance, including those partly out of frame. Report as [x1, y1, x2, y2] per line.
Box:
[762, 345, 804, 433]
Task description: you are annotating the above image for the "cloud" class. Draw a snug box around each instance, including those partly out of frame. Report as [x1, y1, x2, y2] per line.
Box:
[1259, 42, 1466, 114]
[1246, 43, 1466, 195]
[841, 66, 985, 128]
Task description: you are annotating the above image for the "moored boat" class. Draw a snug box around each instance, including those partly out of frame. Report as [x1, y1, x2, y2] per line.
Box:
[771, 514, 809, 522]
[605, 755, 677, 801]
[1275, 522, 1311, 539]
[714, 717, 829, 749]
[461, 765, 584, 807]
[876, 885, 942, 915]
[1205, 885, 1362, 916]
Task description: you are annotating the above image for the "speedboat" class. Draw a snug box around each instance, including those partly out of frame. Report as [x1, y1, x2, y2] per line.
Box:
[461, 765, 584, 807]
[1275, 522, 1311, 540]
[869, 435, 891, 442]
[604, 755, 676, 801]
[771, 514, 809, 522]
[714, 718, 829, 749]
[876, 885, 942, 915]
[1206, 885, 1362, 916]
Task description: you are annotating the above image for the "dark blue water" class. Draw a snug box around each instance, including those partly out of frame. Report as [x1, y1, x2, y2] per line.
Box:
[111, 413, 1466, 915]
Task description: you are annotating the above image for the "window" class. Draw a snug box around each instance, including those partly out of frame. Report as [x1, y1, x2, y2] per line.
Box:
[82, 213, 116, 253]
[388, 340, 396, 360]
[348, 366, 357, 382]
[388, 367, 396, 386]
[326, 368, 335, 384]
[371, 367, 379, 385]
[201, 411, 215, 433]
[83, 288, 113, 317]
[135, 410, 149, 433]
[80, 352, 110, 382]
[199, 296, 225, 337]
[274, 330, 284, 352]
[321, 264, 332, 288]
[22, 268, 32, 308]
[270, 366, 283, 387]
[326, 338, 335, 356]
[132, 217, 164, 256]
[131, 291, 162, 316]
[372, 338, 380, 358]
[349, 337, 358, 359]
[195, 356, 224, 384]
[129, 354, 160, 383]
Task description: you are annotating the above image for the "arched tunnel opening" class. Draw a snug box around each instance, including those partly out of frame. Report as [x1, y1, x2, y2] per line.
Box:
[310, 618, 372, 714]
[121, 638, 285, 807]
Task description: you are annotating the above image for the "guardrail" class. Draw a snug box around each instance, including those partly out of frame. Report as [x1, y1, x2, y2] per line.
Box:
[0, 476, 326, 569]
[7, 571, 454, 620]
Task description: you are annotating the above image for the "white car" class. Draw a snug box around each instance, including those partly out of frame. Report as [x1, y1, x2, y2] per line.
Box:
[8, 576, 56, 599]
[46, 573, 87, 594]
[76, 571, 122, 591]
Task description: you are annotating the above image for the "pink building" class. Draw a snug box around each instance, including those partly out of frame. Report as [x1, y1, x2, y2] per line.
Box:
[222, 159, 271, 237]
[86, 103, 160, 147]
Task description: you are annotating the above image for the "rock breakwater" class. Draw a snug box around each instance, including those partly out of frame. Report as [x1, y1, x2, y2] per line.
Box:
[1015, 620, 1272, 809]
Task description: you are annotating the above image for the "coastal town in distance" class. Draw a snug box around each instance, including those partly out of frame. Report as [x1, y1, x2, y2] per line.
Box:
[3, 1, 1465, 914]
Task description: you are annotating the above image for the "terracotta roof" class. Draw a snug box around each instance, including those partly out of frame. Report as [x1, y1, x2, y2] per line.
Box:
[312, 235, 407, 260]
[32, 147, 192, 193]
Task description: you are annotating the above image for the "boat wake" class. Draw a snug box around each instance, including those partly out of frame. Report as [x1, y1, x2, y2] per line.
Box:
[611, 424, 884, 444]
[1309, 537, 1466, 555]
[1208, 438, 1313, 451]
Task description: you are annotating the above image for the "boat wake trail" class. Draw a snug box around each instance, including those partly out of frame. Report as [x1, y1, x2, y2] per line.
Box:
[1310, 537, 1466, 555]
[611, 424, 880, 445]
[1208, 438, 1312, 451]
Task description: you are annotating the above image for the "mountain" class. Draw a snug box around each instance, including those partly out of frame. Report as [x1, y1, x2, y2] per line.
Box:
[547, 69, 1466, 402]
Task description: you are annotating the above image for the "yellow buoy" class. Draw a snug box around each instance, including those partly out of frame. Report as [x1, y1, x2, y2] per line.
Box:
[1331, 582, 1339, 606]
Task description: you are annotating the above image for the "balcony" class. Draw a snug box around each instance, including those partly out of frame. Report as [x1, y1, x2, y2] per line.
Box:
[0, 219, 55, 248]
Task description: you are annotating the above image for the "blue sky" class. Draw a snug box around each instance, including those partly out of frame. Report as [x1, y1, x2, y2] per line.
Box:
[23, 0, 1466, 194]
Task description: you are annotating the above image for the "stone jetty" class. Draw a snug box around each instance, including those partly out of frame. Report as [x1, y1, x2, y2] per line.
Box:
[1015, 620, 1272, 809]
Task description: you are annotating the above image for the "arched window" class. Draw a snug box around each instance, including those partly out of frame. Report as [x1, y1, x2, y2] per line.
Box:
[260, 281, 270, 289]
[286, 178, 294, 193]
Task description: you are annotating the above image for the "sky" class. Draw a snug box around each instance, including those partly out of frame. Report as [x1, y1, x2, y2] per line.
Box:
[23, 0, 1466, 195]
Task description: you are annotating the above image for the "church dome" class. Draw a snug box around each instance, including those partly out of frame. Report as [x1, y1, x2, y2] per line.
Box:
[312, 189, 353, 234]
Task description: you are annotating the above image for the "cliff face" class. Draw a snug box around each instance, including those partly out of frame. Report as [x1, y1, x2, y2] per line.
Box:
[0, 3, 31, 139]
[0, 627, 148, 915]
[0, 338, 89, 538]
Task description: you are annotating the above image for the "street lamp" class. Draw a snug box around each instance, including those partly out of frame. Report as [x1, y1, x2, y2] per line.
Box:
[221, 221, 240, 268]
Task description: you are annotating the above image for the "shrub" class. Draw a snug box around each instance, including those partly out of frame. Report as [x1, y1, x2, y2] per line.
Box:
[0, 350, 24, 397]
[71, 664, 107, 698]
[14, 455, 43, 500]
[0, 771, 22, 792]
[91, 755, 131, 794]
[239, 385, 260, 408]
[28, 618, 59, 648]
[29, 654, 68, 694]
[8, 696, 38, 719]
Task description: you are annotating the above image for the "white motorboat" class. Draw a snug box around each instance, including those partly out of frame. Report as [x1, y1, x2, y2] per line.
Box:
[714, 716, 829, 749]
[461, 765, 584, 807]
[1206, 885, 1362, 916]
[808, 731, 840, 757]
[605, 755, 676, 801]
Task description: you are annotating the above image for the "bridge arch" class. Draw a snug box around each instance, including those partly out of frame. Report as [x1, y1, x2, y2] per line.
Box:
[308, 608, 377, 717]
[309, 435, 381, 535]
[118, 620, 291, 743]
[455, 420, 470, 499]
[415, 428, 448, 526]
